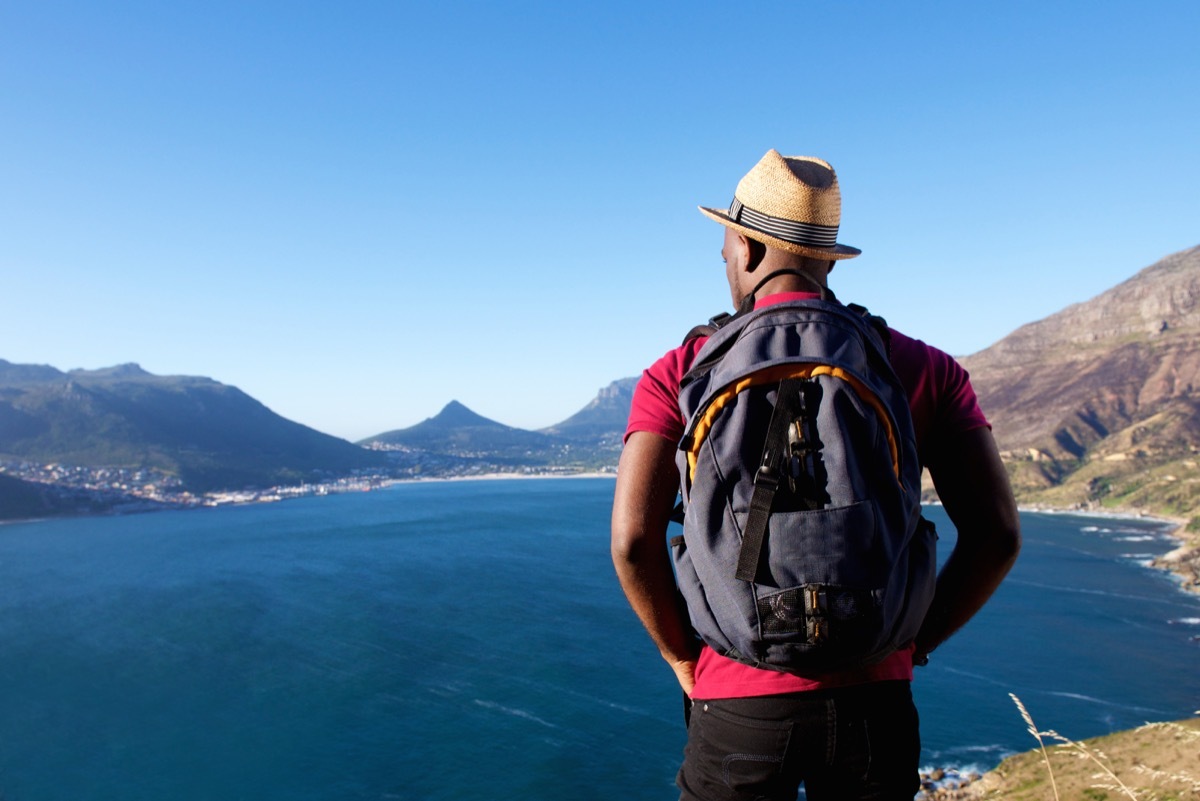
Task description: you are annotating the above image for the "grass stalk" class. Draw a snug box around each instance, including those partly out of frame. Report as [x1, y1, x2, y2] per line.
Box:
[1009, 693, 1061, 801]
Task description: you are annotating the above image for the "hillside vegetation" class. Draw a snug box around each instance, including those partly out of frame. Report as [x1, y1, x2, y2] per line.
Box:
[0, 361, 385, 492]
[937, 715, 1200, 800]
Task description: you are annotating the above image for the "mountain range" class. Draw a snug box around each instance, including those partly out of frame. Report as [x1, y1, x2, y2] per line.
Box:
[0, 361, 387, 493]
[0, 362, 634, 517]
[358, 379, 635, 475]
[6, 245, 1200, 528]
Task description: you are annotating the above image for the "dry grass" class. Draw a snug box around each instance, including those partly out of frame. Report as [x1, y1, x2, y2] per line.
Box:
[958, 697, 1200, 800]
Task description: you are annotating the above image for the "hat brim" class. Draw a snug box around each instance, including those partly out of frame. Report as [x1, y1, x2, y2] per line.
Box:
[698, 206, 861, 260]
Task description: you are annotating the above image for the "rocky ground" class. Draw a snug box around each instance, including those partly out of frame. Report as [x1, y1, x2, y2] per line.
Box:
[1153, 524, 1200, 595]
[916, 717, 1200, 800]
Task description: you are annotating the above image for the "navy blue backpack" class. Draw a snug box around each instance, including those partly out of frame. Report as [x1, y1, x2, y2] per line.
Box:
[671, 296, 937, 673]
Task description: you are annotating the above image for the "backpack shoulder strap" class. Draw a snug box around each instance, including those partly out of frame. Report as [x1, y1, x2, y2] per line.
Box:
[681, 311, 735, 345]
[845, 302, 892, 359]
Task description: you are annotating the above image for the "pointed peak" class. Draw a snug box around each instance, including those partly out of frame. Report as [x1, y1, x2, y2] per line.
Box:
[429, 400, 502, 428]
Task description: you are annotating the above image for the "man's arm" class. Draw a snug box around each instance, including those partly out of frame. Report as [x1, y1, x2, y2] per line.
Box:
[611, 431, 699, 695]
[914, 426, 1022, 663]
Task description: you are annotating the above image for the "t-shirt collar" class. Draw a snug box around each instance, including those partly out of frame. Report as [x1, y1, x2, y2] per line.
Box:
[754, 291, 827, 309]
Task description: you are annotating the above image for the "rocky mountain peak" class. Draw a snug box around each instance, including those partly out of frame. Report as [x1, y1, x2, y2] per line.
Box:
[961, 244, 1200, 516]
[969, 245, 1200, 362]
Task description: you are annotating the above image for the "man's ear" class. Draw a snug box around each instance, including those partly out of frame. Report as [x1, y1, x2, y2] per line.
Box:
[725, 231, 750, 272]
[745, 237, 766, 273]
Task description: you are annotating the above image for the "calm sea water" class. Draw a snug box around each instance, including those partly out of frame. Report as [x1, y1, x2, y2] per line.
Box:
[0, 478, 1197, 800]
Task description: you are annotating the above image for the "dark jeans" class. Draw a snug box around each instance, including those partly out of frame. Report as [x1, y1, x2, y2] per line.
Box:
[677, 681, 920, 801]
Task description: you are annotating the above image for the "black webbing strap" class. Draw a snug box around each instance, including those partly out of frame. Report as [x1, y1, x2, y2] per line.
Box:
[846, 302, 892, 360]
[681, 312, 734, 345]
[737, 269, 834, 314]
[735, 377, 806, 582]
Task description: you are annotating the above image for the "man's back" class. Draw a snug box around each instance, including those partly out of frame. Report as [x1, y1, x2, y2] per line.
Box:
[610, 150, 1020, 801]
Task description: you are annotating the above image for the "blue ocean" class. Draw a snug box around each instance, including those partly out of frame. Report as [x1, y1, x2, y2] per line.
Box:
[0, 477, 1197, 800]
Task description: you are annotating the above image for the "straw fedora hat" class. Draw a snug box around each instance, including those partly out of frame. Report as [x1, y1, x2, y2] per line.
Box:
[699, 150, 861, 260]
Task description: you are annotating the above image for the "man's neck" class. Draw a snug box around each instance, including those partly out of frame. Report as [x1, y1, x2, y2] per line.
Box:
[748, 271, 827, 299]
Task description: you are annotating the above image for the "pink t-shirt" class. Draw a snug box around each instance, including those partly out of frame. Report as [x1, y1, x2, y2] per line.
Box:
[625, 292, 989, 699]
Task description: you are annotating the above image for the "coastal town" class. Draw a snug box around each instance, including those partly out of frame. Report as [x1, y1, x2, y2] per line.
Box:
[0, 458, 387, 513]
[0, 457, 613, 518]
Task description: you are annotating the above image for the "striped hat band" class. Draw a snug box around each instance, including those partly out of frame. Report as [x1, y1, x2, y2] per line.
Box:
[729, 197, 839, 249]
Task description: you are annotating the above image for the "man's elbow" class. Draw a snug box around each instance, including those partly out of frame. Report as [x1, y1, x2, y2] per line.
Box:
[611, 527, 636, 565]
[610, 500, 649, 562]
[995, 518, 1022, 567]
[992, 486, 1023, 560]
[611, 519, 655, 567]
[945, 497, 1022, 573]
[975, 508, 1022, 572]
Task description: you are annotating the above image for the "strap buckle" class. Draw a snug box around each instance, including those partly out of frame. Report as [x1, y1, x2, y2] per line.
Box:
[754, 458, 780, 491]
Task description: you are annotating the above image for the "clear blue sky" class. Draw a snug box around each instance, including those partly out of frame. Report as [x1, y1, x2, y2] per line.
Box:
[3, 1, 1197, 441]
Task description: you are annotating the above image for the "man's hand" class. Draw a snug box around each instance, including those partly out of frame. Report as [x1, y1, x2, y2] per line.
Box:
[669, 657, 698, 696]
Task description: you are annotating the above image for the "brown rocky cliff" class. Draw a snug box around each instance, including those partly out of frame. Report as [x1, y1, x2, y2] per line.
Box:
[958, 245, 1200, 528]
[963, 245, 1200, 452]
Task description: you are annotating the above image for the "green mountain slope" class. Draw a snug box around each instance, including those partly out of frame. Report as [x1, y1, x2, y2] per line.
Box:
[360, 391, 631, 473]
[362, 400, 567, 466]
[0, 360, 385, 492]
[364, 400, 549, 451]
[0, 472, 68, 519]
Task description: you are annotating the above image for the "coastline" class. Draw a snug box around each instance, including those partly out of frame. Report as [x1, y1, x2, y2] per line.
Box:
[1017, 503, 1200, 595]
[0, 469, 618, 526]
[5, 474, 1198, 594]
[396, 471, 616, 484]
[1151, 526, 1200, 595]
[925, 500, 1200, 596]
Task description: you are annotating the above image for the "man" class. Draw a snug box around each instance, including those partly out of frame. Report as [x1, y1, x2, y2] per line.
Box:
[611, 150, 1021, 801]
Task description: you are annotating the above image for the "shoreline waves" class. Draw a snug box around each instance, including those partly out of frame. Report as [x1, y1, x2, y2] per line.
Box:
[929, 500, 1199, 597]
